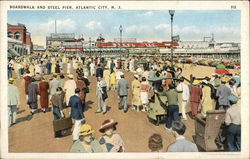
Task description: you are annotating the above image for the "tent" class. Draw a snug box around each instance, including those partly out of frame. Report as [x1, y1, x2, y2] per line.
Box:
[216, 64, 225, 69]
[215, 69, 229, 75]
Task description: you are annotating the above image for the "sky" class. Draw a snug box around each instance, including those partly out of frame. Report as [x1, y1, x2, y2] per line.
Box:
[8, 10, 241, 46]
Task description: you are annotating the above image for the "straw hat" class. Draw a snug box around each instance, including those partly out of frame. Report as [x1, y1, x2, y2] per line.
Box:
[68, 74, 74, 79]
[235, 72, 240, 76]
[79, 124, 95, 136]
[221, 77, 227, 83]
[99, 119, 118, 133]
[192, 80, 200, 85]
[9, 78, 14, 82]
[34, 75, 42, 81]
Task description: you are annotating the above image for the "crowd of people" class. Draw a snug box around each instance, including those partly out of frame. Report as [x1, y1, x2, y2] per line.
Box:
[7, 52, 241, 152]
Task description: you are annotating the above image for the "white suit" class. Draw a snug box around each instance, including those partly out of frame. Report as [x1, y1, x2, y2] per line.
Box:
[64, 79, 77, 105]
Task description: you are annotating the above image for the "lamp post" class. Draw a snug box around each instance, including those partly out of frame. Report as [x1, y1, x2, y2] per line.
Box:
[75, 43, 77, 55]
[99, 33, 102, 58]
[119, 25, 123, 59]
[169, 10, 175, 68]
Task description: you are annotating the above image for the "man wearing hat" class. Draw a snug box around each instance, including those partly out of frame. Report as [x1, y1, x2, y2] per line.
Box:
[68, 88, 84, 141]
[8, 78, 20, 127]
[64, 74, 77, 106]
[95, 64, 103, 79]
[117, 73, 129, 113]
[225, 95, 241, 151]
[216, 77, 231, 110]
[232, 72, 240, 88]
[98, 119, 125, 152]
[103, 66, 111, 91]
[96, 76, 108, 114]
[70, 124, 102, 152]
[165, 83, 180, 130]
[176, 77, 190, 120]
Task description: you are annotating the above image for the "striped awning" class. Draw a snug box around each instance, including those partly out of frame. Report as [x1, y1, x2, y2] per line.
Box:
[8, 48, 20, 57]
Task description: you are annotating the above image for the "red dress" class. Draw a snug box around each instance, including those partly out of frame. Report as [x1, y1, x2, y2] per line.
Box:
[39, 81, 49, 109]
[190, 86, 202, 116]
[24, 75, 32, 95]
[76, 80, 87, 104]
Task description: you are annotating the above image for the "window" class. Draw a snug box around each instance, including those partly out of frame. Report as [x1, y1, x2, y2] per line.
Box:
[14, 32, 21, 40]
[8, 32, 14, 38]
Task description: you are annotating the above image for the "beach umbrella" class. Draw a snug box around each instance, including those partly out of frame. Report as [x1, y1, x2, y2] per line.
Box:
[215, 69, 229, 75]
[216, 64, 226, 69]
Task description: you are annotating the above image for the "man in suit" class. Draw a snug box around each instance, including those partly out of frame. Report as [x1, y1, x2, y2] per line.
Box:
[117, 73, 129, 113]
[95, 64, 103, 79]
[68, 88, 85, 142]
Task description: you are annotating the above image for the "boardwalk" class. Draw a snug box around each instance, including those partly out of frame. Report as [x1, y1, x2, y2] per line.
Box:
[8, 64, 237, 152]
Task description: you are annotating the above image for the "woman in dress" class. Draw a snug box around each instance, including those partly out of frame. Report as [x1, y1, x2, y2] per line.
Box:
[70, 124, 102, 153]
[140, 77, 150, 112]
[51, 61, 56, 74]
[29, 63, 35, 76]
[103, 66, 111, 91]
[39, 77, 49, 113]
[23, 70, 32, 100]
[67, 61, 71, 74]
[200, 80, 215, 117]
[131, 74, 141, 111]
[99, 119, 125, 152]
[190, 80, 203, 118]
[110, 71, 117, 91]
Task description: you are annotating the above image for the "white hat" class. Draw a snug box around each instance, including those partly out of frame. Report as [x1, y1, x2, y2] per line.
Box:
[202, 80, 208, 84]
[134, 74, 139, 79]
[68, 74, 74, 79]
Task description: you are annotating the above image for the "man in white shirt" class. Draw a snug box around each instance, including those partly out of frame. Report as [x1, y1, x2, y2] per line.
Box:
[115, 69, 123, 81]
[90, 62, 95, 76]
[8, 78, 20, 127]
[176, 77, 190, 120]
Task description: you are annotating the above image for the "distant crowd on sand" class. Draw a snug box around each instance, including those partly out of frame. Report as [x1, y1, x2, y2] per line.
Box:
[8, 52, 241, 152]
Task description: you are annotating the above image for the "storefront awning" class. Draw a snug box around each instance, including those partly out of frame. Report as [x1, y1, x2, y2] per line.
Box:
[8, 48, 20, 57]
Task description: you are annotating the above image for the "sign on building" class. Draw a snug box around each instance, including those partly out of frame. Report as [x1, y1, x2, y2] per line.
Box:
[51, 33, 75, 39]
[114, 38, 136, 43]
[172, 35, 180, 42]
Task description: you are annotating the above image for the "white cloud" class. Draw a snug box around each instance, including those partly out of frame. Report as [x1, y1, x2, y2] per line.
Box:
[85, 21, 103, 31]
[139, 11, 154, 16]
[36, 19, 76, 33]
[29, 19, 77, 45]
[126, 25, 138, 33]
[155, 24, 170, 30]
